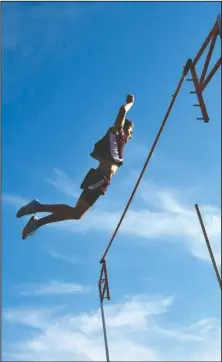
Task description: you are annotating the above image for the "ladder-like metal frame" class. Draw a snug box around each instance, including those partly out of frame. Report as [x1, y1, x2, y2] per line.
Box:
[188, 15, 221, 122]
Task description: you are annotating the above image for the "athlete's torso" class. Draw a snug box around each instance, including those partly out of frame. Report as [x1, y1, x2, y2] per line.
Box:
[98, 158, 119, 180]
[90, 127, 127, 169]
[90, 127, 127, 180]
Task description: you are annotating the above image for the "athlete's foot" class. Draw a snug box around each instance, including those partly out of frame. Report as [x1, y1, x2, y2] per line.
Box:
[16, 199, 40, 218]
[22, 216, 39, 240]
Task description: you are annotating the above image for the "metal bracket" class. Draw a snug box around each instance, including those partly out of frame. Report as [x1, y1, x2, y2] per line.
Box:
[187, 15, 221, 122]
[98, 259, 110, 302]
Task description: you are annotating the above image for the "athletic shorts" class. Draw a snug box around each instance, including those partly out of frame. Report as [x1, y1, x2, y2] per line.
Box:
[79, 168, 110, 206]
[79, 189, 101, 206]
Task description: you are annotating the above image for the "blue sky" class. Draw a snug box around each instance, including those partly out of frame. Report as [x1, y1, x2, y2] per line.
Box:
[2, 2, 221, 361]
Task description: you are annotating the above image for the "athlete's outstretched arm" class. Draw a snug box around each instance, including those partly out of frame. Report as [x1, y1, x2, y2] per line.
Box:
[113, 94, 134, 131]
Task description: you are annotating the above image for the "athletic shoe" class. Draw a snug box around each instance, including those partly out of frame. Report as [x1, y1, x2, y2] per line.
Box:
[22, 216, 39, 240]
[16, 199, 40, 218]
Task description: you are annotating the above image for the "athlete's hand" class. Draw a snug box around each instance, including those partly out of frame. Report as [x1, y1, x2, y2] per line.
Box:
[126, 94, 134, 104]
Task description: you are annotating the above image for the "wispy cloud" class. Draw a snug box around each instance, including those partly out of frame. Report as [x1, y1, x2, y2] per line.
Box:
[45, 168, 79, 198]
[3, 307, 55, 330]
[2, 194, 28, 209]
[48, 177, 221, 265]
[11, 280, 92, 296]
[48, 250, 79, 264]
[3, 294, 221, 361]
[4, 173, 221, 265]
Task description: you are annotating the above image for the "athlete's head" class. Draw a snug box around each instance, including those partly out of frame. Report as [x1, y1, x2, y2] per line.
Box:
[124, 119, 134, 141]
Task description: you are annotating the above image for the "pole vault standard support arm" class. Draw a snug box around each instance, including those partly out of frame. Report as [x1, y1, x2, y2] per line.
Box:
[99, 259, 110, 302]
[195, 204, 221, 289]
[98, 260, 110, 362]
[100, 61, 191, 263]
[187, 15, 221, 123]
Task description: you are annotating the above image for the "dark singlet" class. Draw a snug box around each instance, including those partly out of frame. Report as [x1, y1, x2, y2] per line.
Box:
[90, 127, 127, 166]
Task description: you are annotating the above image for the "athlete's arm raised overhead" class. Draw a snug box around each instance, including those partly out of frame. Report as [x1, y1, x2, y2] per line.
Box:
[113, 94, 134, 131]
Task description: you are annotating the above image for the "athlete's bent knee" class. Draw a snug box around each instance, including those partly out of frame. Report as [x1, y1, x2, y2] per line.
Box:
[69, 208, 84, 220]
[74, 212, 83, 220]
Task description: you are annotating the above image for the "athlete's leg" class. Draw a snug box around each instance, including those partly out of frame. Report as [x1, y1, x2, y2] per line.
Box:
[21, 190, 101, 239]
[17, 168, 109, 219]
[17, 199, 79, 218]
[37, 197, 90, 227]
[20, 167, 110, 239]
[36, 187, 102, 228]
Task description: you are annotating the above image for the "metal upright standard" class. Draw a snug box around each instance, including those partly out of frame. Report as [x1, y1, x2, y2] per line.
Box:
[98, 259, 110, 362]
[195, 204, 221, 289]
[97, 15, 221, 360]
[187, 15, 221, 122]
